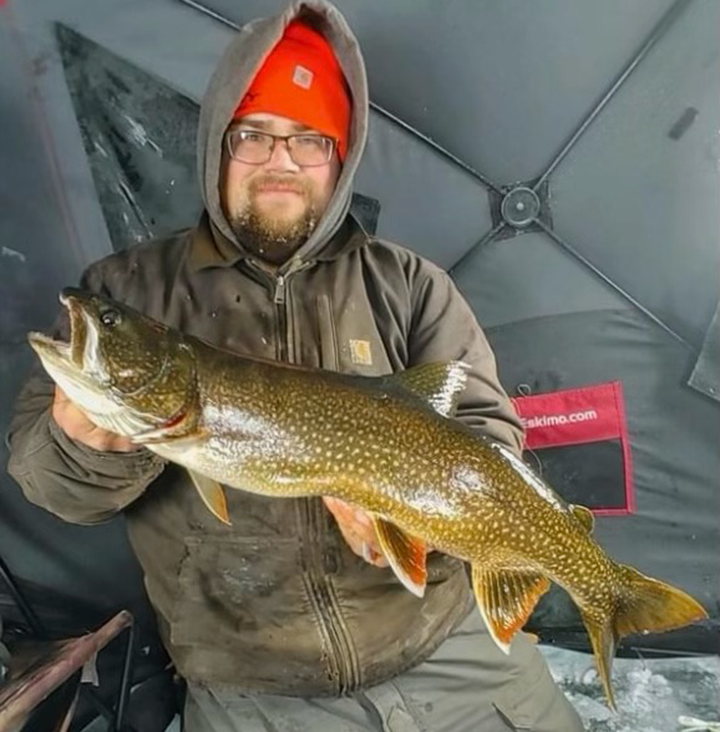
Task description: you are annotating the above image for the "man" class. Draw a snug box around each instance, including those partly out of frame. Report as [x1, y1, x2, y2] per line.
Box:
[7, 1, 584, 730]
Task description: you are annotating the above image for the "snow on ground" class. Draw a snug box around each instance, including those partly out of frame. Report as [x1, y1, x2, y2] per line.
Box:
[539, 645, 719, 732]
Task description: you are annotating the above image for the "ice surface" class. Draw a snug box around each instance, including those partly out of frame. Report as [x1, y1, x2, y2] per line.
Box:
[71, 646, 720, 731]
[540, 645, 719, 732]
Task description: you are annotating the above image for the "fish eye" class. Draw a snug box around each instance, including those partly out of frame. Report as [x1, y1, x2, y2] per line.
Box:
[100, 308, 122, 328]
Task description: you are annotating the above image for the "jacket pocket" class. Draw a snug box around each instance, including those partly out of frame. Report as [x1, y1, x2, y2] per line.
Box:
[316, 294, 340, 371]
[169, 534, 304, 649]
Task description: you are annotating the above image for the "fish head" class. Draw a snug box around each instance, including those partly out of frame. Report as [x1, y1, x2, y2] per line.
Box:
[28, 288, 196, 435]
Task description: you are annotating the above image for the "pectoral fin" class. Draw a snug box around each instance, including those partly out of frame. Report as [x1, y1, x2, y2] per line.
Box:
[188, 470, 231, 526]
[372, 517, 427, 598]
[471, 565, 551, 653]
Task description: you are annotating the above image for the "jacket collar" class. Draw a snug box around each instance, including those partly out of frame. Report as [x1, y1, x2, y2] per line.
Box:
[188, 213, 243, 272]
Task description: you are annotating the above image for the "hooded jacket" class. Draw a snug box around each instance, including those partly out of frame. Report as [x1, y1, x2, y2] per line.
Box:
[7, 0, 524, 696]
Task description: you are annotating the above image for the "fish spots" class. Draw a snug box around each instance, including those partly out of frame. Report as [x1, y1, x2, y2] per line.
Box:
[490, 443, 565, 511]
[132, 338, 620, 645]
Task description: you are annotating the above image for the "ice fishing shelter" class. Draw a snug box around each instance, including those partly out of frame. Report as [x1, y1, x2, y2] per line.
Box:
[1, 0, 718, 723]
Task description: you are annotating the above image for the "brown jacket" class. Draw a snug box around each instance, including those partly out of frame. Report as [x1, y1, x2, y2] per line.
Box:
[7, 0, 523, 696]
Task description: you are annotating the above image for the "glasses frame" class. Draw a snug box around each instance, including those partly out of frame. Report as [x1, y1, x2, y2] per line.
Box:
[225, 128, 337, 168]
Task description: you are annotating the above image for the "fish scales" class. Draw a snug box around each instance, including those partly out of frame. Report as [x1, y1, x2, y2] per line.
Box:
[28, 289, 708, 710]
[171, 344, 654, 615]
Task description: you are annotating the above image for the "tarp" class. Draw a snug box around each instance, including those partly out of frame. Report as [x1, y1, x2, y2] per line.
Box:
[1, 0, 717, 674]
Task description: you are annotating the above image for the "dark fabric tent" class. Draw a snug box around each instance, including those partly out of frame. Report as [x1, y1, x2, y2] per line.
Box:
[1, 0, 717, 727]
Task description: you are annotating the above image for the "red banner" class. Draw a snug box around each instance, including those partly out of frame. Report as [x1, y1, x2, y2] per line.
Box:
[512, 381, 634, 515]
[512, 381, 626, 448]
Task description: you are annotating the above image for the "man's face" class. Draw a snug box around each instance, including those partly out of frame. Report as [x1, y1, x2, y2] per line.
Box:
[221, 112, 342, 264]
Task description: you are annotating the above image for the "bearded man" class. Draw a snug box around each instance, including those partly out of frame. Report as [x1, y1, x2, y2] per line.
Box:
[8, 2, 584, 730]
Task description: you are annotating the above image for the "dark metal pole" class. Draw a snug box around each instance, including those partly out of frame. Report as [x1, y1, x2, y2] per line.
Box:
[534, 218, 690, 348]
[533, 0, 695, 191]
[448, 221, 508, 276]
[113, 618, 136, 731]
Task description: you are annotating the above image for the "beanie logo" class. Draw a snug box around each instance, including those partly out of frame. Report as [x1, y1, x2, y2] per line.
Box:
[292, 64, 314, 90]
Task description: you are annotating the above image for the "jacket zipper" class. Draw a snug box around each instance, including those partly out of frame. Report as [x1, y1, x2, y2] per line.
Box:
[274, 275, 289, 361]
[271, 262, 359, 693]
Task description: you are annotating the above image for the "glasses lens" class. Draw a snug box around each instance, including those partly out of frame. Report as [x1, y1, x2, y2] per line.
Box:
[228, 130, 273, 164]
[288, 135, 334, 166]
[227, 130, 335, 166]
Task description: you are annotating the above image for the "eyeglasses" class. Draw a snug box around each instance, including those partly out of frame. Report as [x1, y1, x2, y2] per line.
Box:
[225, 128, 336, 167]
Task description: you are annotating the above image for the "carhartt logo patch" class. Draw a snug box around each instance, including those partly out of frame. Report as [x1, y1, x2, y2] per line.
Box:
[349, 339, 373, 366]
[292, 65, 313, 89]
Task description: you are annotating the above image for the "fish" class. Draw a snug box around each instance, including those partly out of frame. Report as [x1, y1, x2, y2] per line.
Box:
[28, 288, 708, 709]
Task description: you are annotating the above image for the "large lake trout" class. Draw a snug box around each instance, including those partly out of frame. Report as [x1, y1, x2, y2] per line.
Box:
[29, 289, 707, 708]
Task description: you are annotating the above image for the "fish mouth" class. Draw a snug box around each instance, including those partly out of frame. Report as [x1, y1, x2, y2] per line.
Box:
[28, 289, 90, 373]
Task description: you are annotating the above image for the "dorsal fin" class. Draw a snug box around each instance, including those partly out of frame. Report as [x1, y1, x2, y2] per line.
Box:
[392, 361, 470, 417]
[570, 504, 595, 533]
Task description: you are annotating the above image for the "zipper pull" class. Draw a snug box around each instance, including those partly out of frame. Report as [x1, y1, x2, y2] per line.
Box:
[274, 275, 286, 305]
[273, 258, 309, 304]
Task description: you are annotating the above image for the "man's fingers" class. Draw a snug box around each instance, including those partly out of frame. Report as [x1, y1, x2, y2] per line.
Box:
[362, 543, 389, 567]
[52, 385, 137, 452]
[352, 509, 372, 528]
[325, 499, 378, 547]
[324, 498, 372, 531]
[54, 386, 69, 404]
[324, 497, 356, 521]
[323, 497, 388, 566]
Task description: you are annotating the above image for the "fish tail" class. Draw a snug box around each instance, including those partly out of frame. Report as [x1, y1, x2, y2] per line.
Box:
[580, 564, 707, 710]
[614, 563, 708, 638]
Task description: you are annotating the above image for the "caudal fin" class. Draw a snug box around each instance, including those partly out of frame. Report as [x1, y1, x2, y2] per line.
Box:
[581, 564, 708, 710]
[614, 564, 708, 637]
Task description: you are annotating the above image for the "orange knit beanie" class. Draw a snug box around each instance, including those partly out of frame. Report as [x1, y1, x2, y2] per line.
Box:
[234, 20, 351, 160]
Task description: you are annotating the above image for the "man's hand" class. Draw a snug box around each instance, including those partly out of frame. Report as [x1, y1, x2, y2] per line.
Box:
[323, 497, 388, 567]
[52, 387, 137, 453]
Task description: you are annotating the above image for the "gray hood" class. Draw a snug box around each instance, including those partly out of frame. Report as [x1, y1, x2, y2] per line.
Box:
[197, 0, 369, 265]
